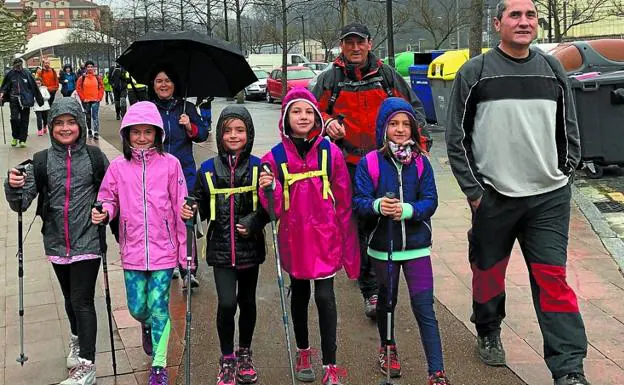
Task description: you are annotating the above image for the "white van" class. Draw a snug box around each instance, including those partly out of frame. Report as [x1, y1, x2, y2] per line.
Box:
[247, 54, 309, 72]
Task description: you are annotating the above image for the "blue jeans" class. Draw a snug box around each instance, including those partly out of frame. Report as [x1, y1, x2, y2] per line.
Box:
[82, 101, 100, 133]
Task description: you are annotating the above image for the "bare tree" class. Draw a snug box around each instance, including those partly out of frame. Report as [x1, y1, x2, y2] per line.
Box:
[612, 0, 624, 15]
[308, 11, 340, 61]
[349, 0, 410, 52]
[408, 0, 469, 49]
[536, 0, 610, 42]
[468, 0, 483, 58]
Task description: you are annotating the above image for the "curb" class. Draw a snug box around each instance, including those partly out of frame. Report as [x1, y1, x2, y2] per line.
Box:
[571, 184, 624, 274]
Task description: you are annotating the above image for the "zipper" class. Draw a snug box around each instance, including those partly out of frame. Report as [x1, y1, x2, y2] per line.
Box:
[141, 150, 150, 269]
[166, 110, 171, 153]
[123, 220, 128, 251]
[229, 156, 238, 267]
[63, 147, 72, 257]
[393, 161, 407, 251]
[165, 219, 174, 248]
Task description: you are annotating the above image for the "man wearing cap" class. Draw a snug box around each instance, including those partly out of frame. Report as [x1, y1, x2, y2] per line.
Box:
[312, 23, 428, 320]
[0, 58, 43, 147]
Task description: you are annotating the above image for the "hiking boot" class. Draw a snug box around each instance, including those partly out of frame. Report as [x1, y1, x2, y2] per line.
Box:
[10, 138, 17, 147]
[236, 347, 258, 383]
[37, 129, 43, 136]
[378, 344, 401, 378]
[18, 141, 26, 148]
[295, 348, 316, 382]
[172, 267, 180, 279]
[142, 323, 153, 356]
[217, 356, 237, 385]
[429, 370, 451, 385]
[478, 334, 506, 366]
[66, 334, 80, 369]
[322, 365, 345, 385]
[59, 358, 96, 385]
[365, 294, 378, 319]
[554, 373, 590, 385]
[148, 366, 169, 385]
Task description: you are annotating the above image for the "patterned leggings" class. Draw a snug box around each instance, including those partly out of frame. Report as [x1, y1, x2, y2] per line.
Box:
[124, 269, 173, 368]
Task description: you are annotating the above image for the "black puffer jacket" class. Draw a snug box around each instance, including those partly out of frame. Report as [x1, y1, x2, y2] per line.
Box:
[194, 105, 268, 267]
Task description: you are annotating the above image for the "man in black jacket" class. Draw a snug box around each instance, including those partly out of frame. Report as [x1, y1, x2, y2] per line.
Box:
[0, 58, 43, 147]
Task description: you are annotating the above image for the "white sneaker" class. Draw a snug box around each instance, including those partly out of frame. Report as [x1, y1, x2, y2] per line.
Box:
[172, 267, 180, 279]
[66, 334, 80, 369]
[60, 358, 96, 385]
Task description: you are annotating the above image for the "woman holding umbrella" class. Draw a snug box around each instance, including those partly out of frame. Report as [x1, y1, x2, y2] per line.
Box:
[148, 64, 209, 286]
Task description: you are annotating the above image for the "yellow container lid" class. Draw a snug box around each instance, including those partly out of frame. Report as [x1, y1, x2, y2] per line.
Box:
[428, 48, 491, 81]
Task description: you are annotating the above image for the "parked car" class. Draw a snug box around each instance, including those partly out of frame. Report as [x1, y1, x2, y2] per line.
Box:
[244, 67, 269, 100]
[302, 62, 329, 74]
[266, 66, 316, 103]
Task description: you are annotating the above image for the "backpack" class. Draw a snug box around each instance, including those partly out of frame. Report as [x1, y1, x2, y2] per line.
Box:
[271, 138, 333, 211]
[364, 151, 424, 192]
[78, 74, 103, 92]
[199, 157, 260, 222]
[326, 65, 394, 115]
[33, 145, 119, 244]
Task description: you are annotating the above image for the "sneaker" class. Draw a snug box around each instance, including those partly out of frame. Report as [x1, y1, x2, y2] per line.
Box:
[477, 334, 506, 366]
[554, 373, 590, 385]
[148, 366, 169, 385]
[93, 132, 99, 140]
[322, 365, 345, 385]
[44, 125, 48, 134]
[116, 114, 121, 120]
[88, 130, 93, 139]
[172, 267, 180, 279]
[429, 370, 451, 385]
[66, 334, 80, 369]
[365, 295, 378, 319]
[142, 323, 153, 356]
[59, 358, 96, 385]
[236, 347, 258, 383]
[378, 344, 401, 378]
[191, 274, 200, 288]
[217, 356, 237, 385]
[18, 141, 26, 148]
[10, 138, 17, 147]
[37, 129, 43, 136]
[295, 348, 316, 382]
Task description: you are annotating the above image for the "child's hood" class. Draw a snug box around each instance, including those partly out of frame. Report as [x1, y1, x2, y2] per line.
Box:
[375, 97, 421, 149]
[120, 101, 165, 141]
[279, 87, 324, 138]
[48, 97, 88, 149]
[215, 105, 255, 157]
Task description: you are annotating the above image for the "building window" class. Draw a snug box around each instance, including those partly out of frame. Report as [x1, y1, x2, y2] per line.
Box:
[44, 11, 51, 19]
[45, 21, 52, 27]
[31, 21, 38, 26]
[59, 21, 66, 27]
[73, 10, 80, 19]
[59, 10, 65, 18]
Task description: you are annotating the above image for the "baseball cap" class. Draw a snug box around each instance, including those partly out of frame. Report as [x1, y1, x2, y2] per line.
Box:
[12, 58, 22, 65]
[339, 23, 371, 40]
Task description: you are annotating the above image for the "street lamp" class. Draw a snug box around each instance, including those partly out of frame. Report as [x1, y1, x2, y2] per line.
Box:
[296, 16, 306, 59]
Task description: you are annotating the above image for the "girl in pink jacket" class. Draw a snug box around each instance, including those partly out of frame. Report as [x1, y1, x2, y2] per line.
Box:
[92, 101, 188, 385]
[258, 87, 359, 385]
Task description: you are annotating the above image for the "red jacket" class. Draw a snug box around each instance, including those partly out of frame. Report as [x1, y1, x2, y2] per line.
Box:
[37, 67, 59, 92]
[76, 73, 104, 102]
[311, 54, 427, 165]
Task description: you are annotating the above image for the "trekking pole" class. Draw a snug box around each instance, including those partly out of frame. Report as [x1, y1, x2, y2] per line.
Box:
[380, 192, 396, 385]
[1, 103, 6, 145]
[93, 202, 117, 376]
[262, 163, 297, 385]
[15, 161, 30, 366]
[184, 196, 196, 385]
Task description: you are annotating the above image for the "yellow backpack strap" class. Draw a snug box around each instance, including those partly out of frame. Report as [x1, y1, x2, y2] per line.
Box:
[204, 171, 218, 221]
[320, 149, 332, 200]
[281, 163, 291, 211]
[251, 166, 258, 211]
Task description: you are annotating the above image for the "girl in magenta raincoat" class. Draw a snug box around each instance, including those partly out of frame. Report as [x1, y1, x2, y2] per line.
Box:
[258, 87, 359, 385]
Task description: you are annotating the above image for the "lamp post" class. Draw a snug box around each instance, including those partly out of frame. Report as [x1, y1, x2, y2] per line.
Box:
[386, 0, 395, 68]
[418, 38, 426, 52]
[299, 16, 306, 59]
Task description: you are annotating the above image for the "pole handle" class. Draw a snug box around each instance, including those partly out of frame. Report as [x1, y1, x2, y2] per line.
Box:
[261, 163, 277, 222]
[184, 196, 196, 227]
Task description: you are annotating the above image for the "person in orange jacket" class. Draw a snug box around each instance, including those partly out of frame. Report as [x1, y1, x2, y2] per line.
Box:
[76, 60, 104, 140]
[36, 58, 59, 107]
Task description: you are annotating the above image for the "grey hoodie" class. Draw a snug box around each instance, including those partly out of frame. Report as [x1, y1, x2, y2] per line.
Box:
[4, 97, 109, 257]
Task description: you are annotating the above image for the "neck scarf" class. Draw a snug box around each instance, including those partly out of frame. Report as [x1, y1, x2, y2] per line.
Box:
[388, 140, 415, 165]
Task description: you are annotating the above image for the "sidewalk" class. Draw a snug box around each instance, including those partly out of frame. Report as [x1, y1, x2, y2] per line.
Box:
[427, 129, 624, 384]
[0, 103, 185, 385]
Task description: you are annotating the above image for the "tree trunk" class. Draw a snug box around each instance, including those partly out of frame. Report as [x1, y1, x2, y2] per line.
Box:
[340, 0, 348, 28]
[235, 0, 242, 50]
[281, 0, 288, 98]
[469, 0, 484, 58]
[207, 0, 212, 36]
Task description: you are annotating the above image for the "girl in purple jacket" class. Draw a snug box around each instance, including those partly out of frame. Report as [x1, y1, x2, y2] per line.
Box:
[92, 101, 188, 385]
[258, 88, 359, 385]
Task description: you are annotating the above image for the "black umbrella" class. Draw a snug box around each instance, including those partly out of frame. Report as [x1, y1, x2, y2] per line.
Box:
[116, 30, 257, 98]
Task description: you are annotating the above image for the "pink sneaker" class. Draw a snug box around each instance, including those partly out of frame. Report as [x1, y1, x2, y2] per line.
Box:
[37, 129, 43, 136]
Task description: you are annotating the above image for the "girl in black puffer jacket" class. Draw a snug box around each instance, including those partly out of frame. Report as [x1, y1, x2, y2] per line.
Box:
[182, 105, 268, 385]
